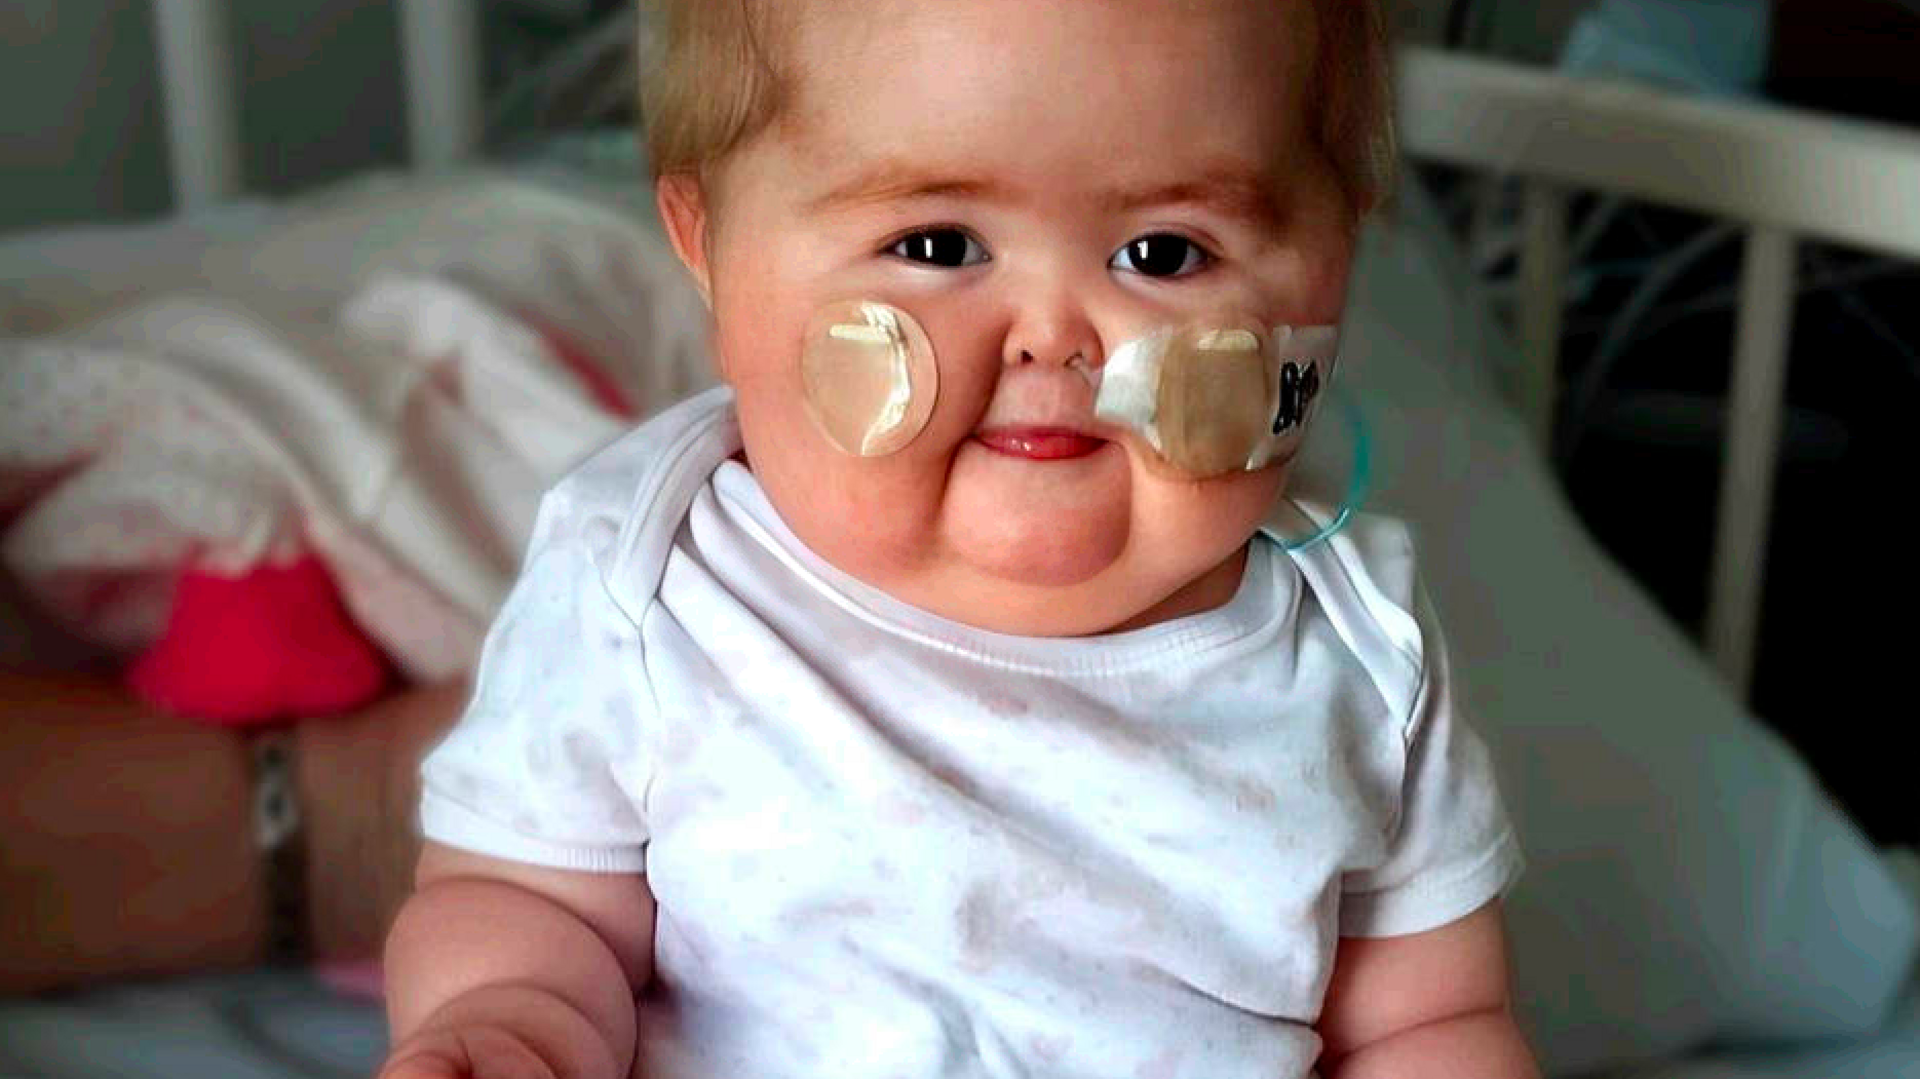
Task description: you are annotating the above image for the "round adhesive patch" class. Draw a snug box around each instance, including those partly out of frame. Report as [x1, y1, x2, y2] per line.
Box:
[1152, 324, 1279, 478]
[1095, 321, 1343, 479]
[799, 300, 939, 457]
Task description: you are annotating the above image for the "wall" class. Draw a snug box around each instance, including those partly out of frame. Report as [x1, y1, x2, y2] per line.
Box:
[0, 0, 406, 237]
[1470, 0, 1597, 63]
[1390, 0, 1598, 61]
[3, 0, 1594, 239]
[1, 1, 173, 233]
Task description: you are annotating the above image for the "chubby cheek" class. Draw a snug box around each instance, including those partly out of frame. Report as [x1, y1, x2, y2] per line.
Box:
[715, 277, 1017, 581]
[1251, 165, 1361, 327]
[1297, 235, 1357, 325]
[1130, 461, 1288, 577]
[1304, 203, 1362, 321]
[715, 324, 968, 591]
[1245, 242, 1355, 333]
[752, 436, 955, 577]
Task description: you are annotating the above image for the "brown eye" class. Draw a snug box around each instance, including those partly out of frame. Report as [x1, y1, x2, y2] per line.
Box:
[1112, 234, 1210, 278]
[889, 229, 988, 267]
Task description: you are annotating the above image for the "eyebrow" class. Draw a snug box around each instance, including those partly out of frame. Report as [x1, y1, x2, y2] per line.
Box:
[1101, 169, 1290, 232]
[805, 159, 1288, 231]
[804, 163, 1004, 212]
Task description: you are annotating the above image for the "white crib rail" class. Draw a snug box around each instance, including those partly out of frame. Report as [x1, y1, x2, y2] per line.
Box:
[1396, 46, 1920, 258]
[151, 0, 482, 208]
[153, 0, 243, 210]
[1397, 45, 1920, 698]
[397, 0, 484, 172]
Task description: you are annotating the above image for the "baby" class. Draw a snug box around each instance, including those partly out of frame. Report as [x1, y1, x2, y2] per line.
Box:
[379, 2, 1535, 1077]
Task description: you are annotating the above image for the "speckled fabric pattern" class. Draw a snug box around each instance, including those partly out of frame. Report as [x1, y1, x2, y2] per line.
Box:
[421, 388, 1522, 1079]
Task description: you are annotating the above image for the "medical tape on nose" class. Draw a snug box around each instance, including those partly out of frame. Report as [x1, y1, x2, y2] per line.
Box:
[1093, 322, 1341, 478]
[800, 300, 940, 457]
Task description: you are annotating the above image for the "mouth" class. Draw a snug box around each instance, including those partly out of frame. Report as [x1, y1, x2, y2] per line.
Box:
[974, 426, 1111, 461]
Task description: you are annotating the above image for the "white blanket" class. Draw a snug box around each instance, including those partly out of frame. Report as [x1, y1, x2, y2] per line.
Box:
[1, 180, 713, 680]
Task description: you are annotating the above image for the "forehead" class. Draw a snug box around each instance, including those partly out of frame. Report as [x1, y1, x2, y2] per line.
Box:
[773, 0, 1320, 188]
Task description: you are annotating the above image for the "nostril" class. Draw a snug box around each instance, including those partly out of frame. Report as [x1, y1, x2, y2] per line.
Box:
[1010, 345, 1095, 369]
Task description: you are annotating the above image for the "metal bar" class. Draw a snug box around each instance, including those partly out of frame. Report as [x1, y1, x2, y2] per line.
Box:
[152, 0, 243, 210]
[1518, 182, 1568, 448]
[397, 0, 482, 171]
[1707, 226, 1797, 697]
[1398, 45, 1920, 262]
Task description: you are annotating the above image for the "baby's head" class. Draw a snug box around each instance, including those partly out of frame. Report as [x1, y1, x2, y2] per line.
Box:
[642, 0, 1391, 636]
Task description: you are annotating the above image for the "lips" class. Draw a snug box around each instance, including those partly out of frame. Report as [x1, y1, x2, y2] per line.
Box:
[975, 426, 1109, 461]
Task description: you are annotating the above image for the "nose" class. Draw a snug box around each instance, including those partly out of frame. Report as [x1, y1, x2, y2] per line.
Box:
[1003, 288, 1103, 373]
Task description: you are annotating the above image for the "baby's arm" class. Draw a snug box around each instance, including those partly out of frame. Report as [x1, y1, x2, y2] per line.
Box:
[1315, 900, 1538, 1079]
[379, 842, 656, 1079]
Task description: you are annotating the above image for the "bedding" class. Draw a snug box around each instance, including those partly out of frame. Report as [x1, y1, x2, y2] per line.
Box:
[0, 176, 712, 691]
[0, 273, 645, 688]
[0, 969, 384, 1079]
[2, 958, 1916, 1079]
[1, 152, 1915, 1077]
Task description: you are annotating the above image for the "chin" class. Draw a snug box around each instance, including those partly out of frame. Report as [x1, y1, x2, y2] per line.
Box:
[932, 522, 1216, 638]
[933, 559, 1224, 638]
[941, 440, 1134, 586]
[951, 507, 1133, 590]
[918, 575, 1137, 637]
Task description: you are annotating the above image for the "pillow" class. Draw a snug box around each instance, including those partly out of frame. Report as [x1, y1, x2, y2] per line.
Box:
[1334, 182, 1919, 1075]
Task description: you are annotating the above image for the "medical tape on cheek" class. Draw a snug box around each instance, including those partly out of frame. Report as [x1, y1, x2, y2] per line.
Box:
[799, 300, 940, 457]
[1092, 322, 1342, 479]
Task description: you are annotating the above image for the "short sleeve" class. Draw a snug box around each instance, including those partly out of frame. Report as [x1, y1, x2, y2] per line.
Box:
[1338, 589, 1524, 937]
[419, 487, 655, 873]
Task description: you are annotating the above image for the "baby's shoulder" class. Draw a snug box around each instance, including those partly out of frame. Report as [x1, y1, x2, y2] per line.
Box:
[542, 388, 737, 521]
[1261, 505, 1432, 724]
[1261, 505, 1421, 607]
[528, 387, 741, 607]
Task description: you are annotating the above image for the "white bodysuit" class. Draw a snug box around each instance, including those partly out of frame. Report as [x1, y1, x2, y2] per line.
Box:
[420, 387, 1523, 1079]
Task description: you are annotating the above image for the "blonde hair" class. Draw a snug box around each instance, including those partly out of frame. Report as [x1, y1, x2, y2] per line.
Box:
[639, 0, 1394, 214]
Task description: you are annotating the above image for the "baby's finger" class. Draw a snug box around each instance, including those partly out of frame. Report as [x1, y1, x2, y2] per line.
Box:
[378, 1028, 563, 1079]
[376, 1050, 469, 1079]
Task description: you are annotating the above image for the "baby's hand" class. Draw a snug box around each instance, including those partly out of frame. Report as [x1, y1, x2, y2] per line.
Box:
[380, 1024, 560, 1079]
[377, 982, 629, 1079]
